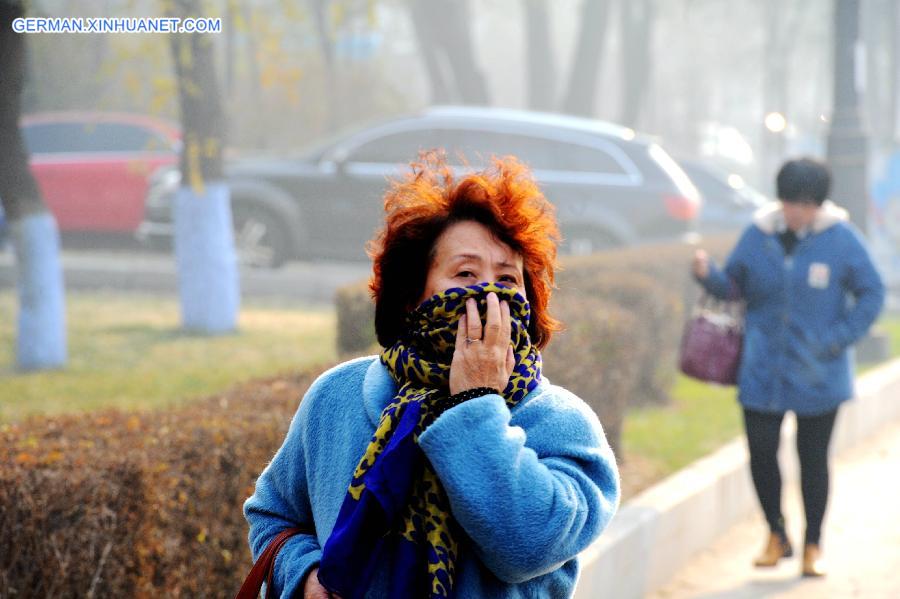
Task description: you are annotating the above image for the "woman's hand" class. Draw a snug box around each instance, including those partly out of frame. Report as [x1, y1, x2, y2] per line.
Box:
[450, 292, 516, 395]
[692, 249, 710, 280]
[304, 568, 341, 599]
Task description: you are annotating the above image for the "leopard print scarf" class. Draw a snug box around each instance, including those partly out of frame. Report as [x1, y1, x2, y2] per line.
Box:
[318, 282, 541, 599]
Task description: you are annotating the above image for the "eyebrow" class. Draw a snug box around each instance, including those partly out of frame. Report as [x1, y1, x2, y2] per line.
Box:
[450, 254, 522, 271]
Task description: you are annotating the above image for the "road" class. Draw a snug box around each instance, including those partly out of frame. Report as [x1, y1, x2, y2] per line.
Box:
[0, 247, 371, 306]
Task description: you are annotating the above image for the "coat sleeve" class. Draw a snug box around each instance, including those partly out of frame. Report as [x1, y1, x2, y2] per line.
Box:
[417, 387, 620, 584]
[697, 227, 752, 300]
[817, 226, 885, 356]
[243, 383, 324, 598]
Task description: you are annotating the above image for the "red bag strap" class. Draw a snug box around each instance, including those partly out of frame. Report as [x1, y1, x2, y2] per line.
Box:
[235, 526, 310, 599]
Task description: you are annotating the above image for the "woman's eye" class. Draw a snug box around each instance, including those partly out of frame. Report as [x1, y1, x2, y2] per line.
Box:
[456, 271, 475, 278]
[499, 275, 518, 284]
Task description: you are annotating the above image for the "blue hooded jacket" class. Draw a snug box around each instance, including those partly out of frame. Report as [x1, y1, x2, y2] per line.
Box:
[700, 201, 885, 415]
[243, 356, 620, 598]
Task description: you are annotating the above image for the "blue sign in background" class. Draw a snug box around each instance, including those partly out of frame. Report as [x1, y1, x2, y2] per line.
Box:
[870, 151, 900, 289]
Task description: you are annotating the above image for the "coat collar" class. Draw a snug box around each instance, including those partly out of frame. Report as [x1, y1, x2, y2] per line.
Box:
[753, 200, 849, 235]
[362, 356, 398, 425]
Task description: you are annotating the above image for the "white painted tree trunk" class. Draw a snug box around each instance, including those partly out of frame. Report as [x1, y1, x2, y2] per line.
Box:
[173, 182, 240, 333]
[11, 211, 66, 369]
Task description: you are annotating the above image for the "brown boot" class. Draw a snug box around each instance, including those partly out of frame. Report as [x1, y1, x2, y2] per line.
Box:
[802, 543, 826, 577]
[754, 532, 793, 567]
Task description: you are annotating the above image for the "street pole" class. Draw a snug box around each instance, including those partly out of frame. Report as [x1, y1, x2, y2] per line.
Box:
[826, 0, 869, 231]
[827, 0, 891, 362]
[892, 0, 900, 141]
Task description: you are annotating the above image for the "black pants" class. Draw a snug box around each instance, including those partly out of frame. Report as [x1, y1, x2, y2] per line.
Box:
[742, 407, 839, 545]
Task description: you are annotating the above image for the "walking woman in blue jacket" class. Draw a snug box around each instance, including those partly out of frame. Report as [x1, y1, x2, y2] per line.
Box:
[243, 153, 620, 598]
[692, 158, 884, 577]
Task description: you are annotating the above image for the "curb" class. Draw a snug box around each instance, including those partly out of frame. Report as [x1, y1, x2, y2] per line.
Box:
[574, 358, 900, 599]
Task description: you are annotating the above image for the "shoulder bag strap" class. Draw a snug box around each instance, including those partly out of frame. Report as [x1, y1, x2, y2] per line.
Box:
[235, 526, 310, 599]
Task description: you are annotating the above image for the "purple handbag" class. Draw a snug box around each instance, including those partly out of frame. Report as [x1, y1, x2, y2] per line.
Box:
[679, 294, 744, 385]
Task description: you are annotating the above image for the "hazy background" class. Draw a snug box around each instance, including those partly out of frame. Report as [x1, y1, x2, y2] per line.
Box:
[18, 0, 900, 193]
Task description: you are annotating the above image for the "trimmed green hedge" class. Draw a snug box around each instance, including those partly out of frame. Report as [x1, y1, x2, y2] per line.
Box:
[0, 458, 145, 597]
[335, 281, 378, 357]
[541, 296, 637, 456]
[0, 371, 322, 598]
[554, 269, 682, 407]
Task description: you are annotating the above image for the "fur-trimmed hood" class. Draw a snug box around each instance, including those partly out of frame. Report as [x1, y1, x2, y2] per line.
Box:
[753, 200, 849, 235]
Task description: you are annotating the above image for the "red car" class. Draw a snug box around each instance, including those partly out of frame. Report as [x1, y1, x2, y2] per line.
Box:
[22, 112, 180, 233]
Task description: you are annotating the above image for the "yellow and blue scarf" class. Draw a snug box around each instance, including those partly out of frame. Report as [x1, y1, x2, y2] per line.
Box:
[318, 282, 541, 599]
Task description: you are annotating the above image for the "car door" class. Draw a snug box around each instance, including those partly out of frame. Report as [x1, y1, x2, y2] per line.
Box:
[322, 127, 438, 259]
[26, 120, 176, 232]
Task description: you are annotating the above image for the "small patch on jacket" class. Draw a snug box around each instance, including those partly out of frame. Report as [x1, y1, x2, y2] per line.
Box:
[808, 262, 830, 289]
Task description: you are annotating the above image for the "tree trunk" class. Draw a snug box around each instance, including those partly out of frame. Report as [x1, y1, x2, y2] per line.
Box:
[241, 4, 265, 148]
[169, 0, 240, 334]
[408, 0, 489, 105]
[439, 0, 489, 104]
[618, 0, 656, 128]
[408, 0, 453, 104]
[760, 0, 809, 184]
[523, 0, 556, 111]
[0, 1, 66, 370]
[560, 0, 612, 117]
[310, 0, 341, 131]
[225, 0, 236, 96]
[0, 2, 43, 222]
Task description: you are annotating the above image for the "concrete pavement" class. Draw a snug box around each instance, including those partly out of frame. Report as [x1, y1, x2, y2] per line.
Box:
[649, 419, 900, 599]
[573, 359, 900, 599]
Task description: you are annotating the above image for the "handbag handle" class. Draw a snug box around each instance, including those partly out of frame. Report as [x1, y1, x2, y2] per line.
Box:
[695, 292, 745, 326]
[235, 526, 312, 599]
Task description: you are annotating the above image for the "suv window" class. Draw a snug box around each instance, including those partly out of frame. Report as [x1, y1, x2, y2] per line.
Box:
[347, 129, 436, 163]
[561, 141, 628, 174]
[434, 129, 627, 174]
[433, 129, 542, 167]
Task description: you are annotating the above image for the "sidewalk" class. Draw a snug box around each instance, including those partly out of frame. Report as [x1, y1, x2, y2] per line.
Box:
[650, 419, 900, 599]
[573, 360, 900, 599]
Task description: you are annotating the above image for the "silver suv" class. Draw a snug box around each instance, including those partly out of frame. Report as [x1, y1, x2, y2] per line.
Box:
[140, 106, 701, 266]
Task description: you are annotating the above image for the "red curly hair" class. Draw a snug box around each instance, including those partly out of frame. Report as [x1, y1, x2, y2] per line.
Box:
[368, 151, 561, 349]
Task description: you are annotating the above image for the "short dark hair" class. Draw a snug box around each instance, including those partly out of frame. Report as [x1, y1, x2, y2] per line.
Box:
[776, 158, 831, 205]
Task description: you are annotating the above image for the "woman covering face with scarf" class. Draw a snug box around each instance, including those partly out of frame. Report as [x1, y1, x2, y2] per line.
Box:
[243, 153, 621, 599]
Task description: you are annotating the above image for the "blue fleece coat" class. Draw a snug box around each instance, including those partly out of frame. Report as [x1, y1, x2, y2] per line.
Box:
[700, 201, 885, 415]
[244, 356, 620, 598]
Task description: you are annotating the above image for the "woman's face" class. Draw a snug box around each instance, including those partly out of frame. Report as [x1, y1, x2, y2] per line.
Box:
[419, 220, 526, 305]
